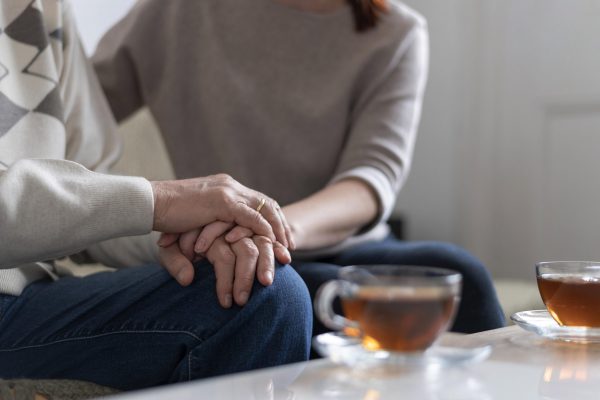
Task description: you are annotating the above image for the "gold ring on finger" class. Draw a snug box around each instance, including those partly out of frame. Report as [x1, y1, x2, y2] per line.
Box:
[256, 198, 266, 213]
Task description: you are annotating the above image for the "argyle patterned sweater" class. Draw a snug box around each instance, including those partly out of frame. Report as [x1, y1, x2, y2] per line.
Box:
[0, 0, 154, 295]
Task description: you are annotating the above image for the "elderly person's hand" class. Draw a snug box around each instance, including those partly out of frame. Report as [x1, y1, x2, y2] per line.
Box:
[150, 174, 292, 247]
[158, 224, 291, 307]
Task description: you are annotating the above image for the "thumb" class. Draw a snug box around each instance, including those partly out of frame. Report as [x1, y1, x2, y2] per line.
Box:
[157, 233, 180, 248]
[158, 243, 195, 286]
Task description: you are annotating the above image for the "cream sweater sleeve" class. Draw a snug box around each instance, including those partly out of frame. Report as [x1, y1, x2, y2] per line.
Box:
[0, 160, 153, 269]
[78, 231, 161, 268]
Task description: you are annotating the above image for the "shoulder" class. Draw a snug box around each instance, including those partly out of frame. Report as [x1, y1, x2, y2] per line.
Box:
[383, 1, 427, 32]
[350, 2, 429, 101]
[374, 1, 428, 52]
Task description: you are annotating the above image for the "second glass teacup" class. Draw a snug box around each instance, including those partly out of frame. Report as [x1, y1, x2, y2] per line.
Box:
[537, 261, 600, 327]
[315, 265, 462, 353]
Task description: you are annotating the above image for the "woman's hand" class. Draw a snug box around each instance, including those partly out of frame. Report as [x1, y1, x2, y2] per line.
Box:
[151, 174, 291, 248]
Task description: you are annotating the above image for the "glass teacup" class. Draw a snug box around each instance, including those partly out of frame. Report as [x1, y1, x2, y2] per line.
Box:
[315, 265, 462, 353]
[537, 261, 600, 327]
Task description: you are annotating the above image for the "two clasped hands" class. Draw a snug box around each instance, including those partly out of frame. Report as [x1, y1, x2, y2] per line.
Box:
[150, 174, 295, 309]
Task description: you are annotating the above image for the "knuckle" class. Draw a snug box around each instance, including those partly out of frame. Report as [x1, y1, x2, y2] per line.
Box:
[215, 173, 232, 183]
[236, 239, 259, 258]
[254, 235, 272, 246]
[252, 211, 264, 225]
[219, 248, 235, 264]
[263, 198, 276, 214]
[219, 187, 235, 202]
[237, 274, 255, 286]
[246, 244, 259, 258]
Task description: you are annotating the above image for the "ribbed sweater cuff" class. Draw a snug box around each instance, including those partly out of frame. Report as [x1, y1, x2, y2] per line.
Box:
[331, 166, 396, 226]
[85, 172, 155, 239]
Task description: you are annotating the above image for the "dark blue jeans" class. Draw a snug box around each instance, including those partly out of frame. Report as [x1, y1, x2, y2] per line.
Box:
[293, 236, 505, 336]
[0, 263, 312, 391]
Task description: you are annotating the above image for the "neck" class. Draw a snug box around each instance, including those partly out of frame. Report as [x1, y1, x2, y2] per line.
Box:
[273, 0, 346, 13]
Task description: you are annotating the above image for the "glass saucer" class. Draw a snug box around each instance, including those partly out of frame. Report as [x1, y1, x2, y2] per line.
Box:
[312, 332, 491, 369]
[511, 310, 600, 343]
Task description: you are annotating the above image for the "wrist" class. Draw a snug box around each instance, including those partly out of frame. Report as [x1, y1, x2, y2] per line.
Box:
[150, 180, 170, 231]
[282, 207, 307, 250]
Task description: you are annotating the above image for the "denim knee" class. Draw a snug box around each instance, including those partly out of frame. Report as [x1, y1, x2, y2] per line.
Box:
[259, 264, 313, 354]
[173, 264, 313, 381]
[416, 241, 492, 278]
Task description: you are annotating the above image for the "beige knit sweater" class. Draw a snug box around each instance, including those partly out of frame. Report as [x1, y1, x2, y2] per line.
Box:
[0, 1, 155, 295]
[94, 0, 429, 256]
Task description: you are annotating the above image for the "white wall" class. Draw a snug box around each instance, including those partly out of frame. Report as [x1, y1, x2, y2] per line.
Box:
[394, 0, 471, 244]
[70, 0, 136, 54]
[401, 0, 600, 281]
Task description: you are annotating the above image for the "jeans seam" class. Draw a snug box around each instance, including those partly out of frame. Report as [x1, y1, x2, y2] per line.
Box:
[188, 349, 192, 381]
[0, 329, 203, 353]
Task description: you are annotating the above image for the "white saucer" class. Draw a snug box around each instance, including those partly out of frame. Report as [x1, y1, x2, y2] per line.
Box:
[312, 332, 491, 369]
[511, 310, 600, 343]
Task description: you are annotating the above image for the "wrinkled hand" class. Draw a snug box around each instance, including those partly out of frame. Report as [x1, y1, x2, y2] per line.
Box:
[158, 223, 291, 308]
[151, 174, 293, 247]
[205, 235, 290, 307]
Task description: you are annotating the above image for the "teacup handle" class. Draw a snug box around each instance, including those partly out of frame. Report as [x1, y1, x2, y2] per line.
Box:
[314, 280, 360, 331]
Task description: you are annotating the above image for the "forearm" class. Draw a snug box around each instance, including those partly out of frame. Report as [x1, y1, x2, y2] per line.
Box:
[282, 179, 378, 251]
[0, 159, 154, 268]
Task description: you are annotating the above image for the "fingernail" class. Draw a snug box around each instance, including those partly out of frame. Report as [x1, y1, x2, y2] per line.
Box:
[239, 291, 249, 304]
[264, 271, 274, 284]
[177, 270, 187, 283]
[223, 294, 232, 308]
[157, 237, 168, 247]
[195, 238, 207, 253]
[225, 232, 235, 242]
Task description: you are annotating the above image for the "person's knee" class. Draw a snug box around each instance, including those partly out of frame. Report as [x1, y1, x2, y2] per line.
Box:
[253, 264, 313, 357]
[291, 262, 340, 298]
[419, 241, 489, 276]
[420, 241, 473, 260]
[171, 264, 313, 378]
[261, 264, 312, 328]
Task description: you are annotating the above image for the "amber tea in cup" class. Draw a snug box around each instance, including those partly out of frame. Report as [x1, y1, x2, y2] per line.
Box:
[537, 261, 600, 327]
[315, 265, 462, 353]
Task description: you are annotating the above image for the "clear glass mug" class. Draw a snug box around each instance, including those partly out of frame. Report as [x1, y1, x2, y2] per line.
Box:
[536, 261, 600, 327]
[315, 265, 462, 353]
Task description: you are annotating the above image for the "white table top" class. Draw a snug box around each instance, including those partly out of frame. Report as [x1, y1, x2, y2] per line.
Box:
[109, 326, 600, 400]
